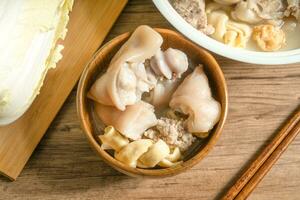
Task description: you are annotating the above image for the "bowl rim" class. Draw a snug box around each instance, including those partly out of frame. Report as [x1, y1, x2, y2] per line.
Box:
[77, 28, 228, 177]
[153, 0, 300, 65]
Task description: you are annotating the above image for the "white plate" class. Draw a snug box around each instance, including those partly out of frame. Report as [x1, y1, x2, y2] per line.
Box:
[153, 0, 300, 65]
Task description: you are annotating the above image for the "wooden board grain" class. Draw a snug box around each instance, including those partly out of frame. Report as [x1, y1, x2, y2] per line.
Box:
[0, 0, 127, 181]
[0, 1, 299, 200]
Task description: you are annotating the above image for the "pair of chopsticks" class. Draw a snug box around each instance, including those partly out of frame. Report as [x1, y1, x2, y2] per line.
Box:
[222, 106, 300, 200]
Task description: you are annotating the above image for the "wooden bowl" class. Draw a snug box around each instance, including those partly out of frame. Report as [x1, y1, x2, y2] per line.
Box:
[77, 28, 228, 177]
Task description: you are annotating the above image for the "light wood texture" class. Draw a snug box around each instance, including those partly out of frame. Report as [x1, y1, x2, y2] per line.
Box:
[0, 1, 299, 199]
[223, 108, 300, 200]
[0, 0, 127, 181]
[77, 28, 228, 177]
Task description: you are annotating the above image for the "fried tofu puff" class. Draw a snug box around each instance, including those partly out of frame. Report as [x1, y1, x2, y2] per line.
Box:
[252, 24, 286, 51]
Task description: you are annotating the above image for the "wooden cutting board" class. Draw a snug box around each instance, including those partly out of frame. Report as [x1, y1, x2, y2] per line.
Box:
[0, 0, 127, 181]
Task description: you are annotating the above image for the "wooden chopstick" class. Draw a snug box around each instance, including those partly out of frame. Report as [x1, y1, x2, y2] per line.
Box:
[234, 120, 300, 199]
[222, 107, 300, 200]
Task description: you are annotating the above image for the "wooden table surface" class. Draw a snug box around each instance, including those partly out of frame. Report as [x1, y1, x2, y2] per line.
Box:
[1, 1, 299, 199]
